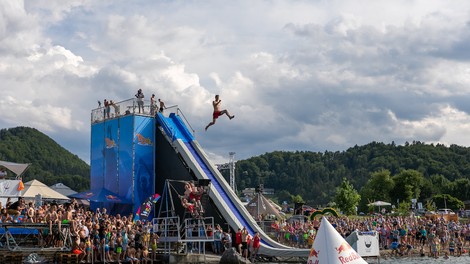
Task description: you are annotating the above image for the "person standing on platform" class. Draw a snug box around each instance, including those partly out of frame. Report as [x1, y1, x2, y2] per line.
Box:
[150, 94, 156, 115]
[104, 99, 110, 119]
[158, 99, 167, 113]
[135, 89, 145, 113]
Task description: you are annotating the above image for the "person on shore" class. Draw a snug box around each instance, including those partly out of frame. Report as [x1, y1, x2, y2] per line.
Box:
[222, 230, 232, 251]
[235, 228, 242, 254]
[205, 95, 234, 131]
[250, 232, 261, 262]
[213, 224, 223, 255]
[7, 197, 24, 222]
[241, 227, 249, 260]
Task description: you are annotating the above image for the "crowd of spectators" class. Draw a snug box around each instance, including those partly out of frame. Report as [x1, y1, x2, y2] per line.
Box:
[0, 197, 158, 263]
[2, 195, 470, 262]
[269, 213, 470, 259]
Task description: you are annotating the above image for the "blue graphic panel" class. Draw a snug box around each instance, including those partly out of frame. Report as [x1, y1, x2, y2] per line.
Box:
[90, 123, 105, 190]
[118, 116, 134, 202]
[133, 116, 155, 214]
[103, 119, 119, 193]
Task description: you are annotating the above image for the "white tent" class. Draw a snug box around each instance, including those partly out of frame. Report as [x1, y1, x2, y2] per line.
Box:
[307, 217, 367, 264]
[368, 200, 392, 213]
[245, 192, 284, 220]
[50, 183, 77, 197]
[22, 179, 70, 201]
[0, 160, 30, 178]
[0, 180, 22, 206]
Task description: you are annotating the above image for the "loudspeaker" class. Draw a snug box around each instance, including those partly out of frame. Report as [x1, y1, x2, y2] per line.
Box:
[294, 202, 305, 215]
[198, 179, 211, 187]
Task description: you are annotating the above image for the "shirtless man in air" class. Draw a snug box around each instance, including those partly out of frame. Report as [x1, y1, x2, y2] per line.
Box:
[205, 95, 234, 131]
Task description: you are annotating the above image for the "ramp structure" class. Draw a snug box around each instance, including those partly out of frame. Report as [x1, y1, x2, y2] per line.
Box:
[156, 111, 309, 257]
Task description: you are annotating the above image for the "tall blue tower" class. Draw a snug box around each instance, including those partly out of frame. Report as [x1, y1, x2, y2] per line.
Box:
[90, 99, 155, 215]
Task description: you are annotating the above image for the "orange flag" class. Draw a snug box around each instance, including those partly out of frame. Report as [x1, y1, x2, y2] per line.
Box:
[17, 180, 24, 191]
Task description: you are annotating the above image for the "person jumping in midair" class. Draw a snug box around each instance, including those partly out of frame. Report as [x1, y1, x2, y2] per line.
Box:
[205, 94, 234, 131]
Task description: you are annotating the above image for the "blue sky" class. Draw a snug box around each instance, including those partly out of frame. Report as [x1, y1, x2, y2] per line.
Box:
[2, 1, 470, 164]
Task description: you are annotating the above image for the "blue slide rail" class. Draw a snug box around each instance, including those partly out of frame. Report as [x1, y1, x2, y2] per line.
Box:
[156, 113, 277, 248]
[156, 112, 194, 143]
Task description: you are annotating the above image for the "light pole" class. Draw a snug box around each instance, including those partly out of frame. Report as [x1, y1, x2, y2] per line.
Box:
[216, 152, 237, 192]
[229, 152, 236, 193]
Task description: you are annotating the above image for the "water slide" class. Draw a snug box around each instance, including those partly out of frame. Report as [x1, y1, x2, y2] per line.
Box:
[156, 112, 309, 257]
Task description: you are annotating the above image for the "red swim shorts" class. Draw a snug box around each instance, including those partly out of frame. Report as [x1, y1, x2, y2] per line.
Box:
[213, 111, 222, 119]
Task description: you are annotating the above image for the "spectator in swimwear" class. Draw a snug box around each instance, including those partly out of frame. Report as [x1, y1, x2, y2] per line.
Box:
[135, 89, 145, 113]
[7, 197, 24, 222]
[104, 99, 110, 119]
[110, 100, 120, 116]
[150, 94, 156, 115]
[158, 99, 167, 113]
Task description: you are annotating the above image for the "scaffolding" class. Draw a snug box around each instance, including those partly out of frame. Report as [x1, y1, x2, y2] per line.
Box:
[0, 223, 73, 252]
[154, 179, 214, 257]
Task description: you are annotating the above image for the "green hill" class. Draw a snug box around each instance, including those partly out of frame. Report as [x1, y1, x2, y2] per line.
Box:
[2, 126, 469, 211]
[233, 141, 470, 209]
[0, 127, 90, 192]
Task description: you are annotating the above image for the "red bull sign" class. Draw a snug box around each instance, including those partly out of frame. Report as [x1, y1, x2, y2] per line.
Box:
[336, 242, 363, 264]
[307, 216, 367, 264]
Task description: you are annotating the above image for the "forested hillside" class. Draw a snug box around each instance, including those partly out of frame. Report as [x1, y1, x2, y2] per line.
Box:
[1, 126, 469, 210]
[0, 127, 90, 191]
[234, 141, 470, 209]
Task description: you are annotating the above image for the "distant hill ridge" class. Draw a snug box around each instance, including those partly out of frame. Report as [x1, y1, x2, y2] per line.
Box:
[233, 141, 470, 207]
[1, 127, 469, 207]
[0, 127, 90, 192]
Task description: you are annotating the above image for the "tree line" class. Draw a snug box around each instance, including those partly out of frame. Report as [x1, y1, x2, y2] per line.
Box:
[1, 126, 469, 213]
[233, 141, 470, 213]
[0, 127, 90, 191]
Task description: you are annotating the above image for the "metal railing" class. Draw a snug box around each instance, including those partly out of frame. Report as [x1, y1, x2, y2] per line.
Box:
[91, 98, 156, 123]
[176, 108, 195, 136]
[150, 216, 214, 255]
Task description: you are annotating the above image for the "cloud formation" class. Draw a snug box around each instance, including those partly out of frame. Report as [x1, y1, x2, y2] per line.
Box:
[1, 1, 470, 164]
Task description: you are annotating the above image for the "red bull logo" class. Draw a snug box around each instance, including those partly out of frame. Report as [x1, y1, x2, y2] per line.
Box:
[106, 195, 120, 201]
[336, 242, 352, 254]
[105, 138, 116, 148]
[338, 251, 363, 264]
[309, 248, 320, 258]
[336, 242, 363, 264]
[136, 134, 153, 146]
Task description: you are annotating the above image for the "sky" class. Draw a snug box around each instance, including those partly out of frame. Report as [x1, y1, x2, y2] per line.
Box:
[2, 0, 470, 164]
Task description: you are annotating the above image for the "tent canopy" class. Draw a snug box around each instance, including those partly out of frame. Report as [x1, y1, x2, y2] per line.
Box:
[245, 192, 284, 220]
[22, 179, 70, 201]
[50, 183, 77, 197]
[69, 188, 132, 204]
[368, 201, 392, 207]
[0, 160, 30, 178]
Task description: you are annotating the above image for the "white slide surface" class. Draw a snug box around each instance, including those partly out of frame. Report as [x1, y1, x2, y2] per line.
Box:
[173, 138, 310, 257]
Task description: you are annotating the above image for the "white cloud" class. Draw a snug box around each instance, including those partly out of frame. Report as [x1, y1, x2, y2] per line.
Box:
[0, 0, 470, 164]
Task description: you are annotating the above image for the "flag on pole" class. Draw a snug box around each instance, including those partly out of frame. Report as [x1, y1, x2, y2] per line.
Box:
[134, 193, 161, 222]
[17, 179, 24, 191]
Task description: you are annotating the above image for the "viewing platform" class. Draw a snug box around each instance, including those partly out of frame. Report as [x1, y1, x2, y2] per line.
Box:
[91, 98, 156, 123]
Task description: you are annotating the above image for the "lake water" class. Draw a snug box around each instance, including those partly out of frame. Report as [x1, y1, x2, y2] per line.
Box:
[375, 255, 470, 264]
